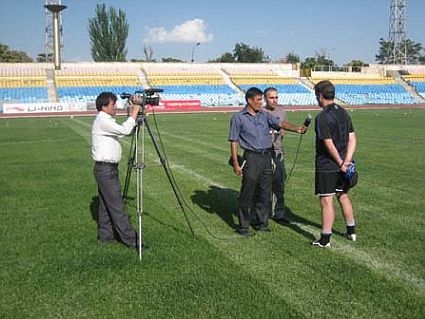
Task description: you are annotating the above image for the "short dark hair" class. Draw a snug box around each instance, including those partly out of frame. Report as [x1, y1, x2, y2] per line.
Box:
[245, 87, 263, 103]
[314, 80, 335, 100]
[95, 92, 117, 111]
[263, 87, 277, 96]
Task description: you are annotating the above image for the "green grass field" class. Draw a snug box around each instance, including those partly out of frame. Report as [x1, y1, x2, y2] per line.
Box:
[1, 108, 424, 318]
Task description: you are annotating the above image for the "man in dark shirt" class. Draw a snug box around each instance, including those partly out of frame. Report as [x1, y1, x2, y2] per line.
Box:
[312, 80, 357, 248]
[229, 87, 306, 236]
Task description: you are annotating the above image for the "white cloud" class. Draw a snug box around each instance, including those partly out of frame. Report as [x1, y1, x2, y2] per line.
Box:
[144, 18, 213, 43]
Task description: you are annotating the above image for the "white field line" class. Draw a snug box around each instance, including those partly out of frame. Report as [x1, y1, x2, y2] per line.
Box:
[333, 244, 425, 294]
[66, 117, 424, 295]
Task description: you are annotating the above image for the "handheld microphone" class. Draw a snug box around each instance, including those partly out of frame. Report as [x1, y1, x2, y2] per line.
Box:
[303, 114, 312, 127]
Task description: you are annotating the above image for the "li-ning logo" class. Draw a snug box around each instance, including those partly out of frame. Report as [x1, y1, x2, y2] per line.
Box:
[27, 105, 64, 112]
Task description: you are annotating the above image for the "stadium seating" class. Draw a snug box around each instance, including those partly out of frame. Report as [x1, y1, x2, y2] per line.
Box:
[1, 62, 424, 109]
[311, 75, 420, 104]
[55, 62, 142, 104]
[143, 63, 242, 106]
[401, 73, 425, 100]
[224, 64, 316, 105]
[0, 63, 49, 103]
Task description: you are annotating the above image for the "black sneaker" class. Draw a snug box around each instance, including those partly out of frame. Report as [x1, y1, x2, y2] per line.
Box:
[258, 225, 271, 232]
[312, 239, 331, 248]
[346, 233, 357, 241]
[237, 228, 254, 237]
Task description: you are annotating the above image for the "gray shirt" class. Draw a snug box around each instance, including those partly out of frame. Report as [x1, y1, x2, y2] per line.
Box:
[264, 105, 287, 155]
[228, 107, 281, 151]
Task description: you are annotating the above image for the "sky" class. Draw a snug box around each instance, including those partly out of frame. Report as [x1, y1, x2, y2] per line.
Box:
[1, 0, 424, 65]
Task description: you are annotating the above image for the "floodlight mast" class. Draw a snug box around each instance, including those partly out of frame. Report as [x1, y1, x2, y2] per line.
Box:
[44, 3, 67, 70]
[388, 0, 407, 64]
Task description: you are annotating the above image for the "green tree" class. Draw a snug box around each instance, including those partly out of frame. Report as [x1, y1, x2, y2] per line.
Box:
[375, 37, 424, 64]
[0, 43, 33, 62]
[88, 4, 129, 62]
[300, 53, 335, 71]
[346, 60, 369, 72]
[208, 52, 235, 63]
[161, 57, 184, 62]
[283, 52, 300, 64]
[233, 43, 268, 63]
[209, 43, 268, 63]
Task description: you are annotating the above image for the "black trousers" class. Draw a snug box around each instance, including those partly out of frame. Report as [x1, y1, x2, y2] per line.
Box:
[271, 152, 287, 214]
[94, 162, 137, 248]
[238, 150, 273, 231]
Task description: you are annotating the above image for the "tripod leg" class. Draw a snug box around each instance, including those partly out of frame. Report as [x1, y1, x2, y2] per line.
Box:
[133, 124, 144, 260]
[143, 117, 195, 237]
[123, 128, 137, 201]
[136, 160, 143, 260]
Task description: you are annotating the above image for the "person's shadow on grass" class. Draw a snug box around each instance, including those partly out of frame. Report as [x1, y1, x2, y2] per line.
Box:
[90, 196, 99, 222]
[274, 207, 346, 240]
[191, 185, 239, 230]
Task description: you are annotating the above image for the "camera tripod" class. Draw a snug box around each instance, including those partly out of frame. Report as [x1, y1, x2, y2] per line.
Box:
[122, 108, 195, 260]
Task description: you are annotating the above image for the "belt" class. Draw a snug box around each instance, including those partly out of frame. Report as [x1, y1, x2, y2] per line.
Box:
[95, 161, 119, 167]
[244, 149, 272, 155]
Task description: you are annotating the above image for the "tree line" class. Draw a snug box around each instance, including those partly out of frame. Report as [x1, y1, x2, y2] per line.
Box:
[1, 4, 424, 68]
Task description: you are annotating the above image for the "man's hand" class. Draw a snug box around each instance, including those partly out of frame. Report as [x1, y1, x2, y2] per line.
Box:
[130, 94, 144, 105]
[298, 125, 308, 134]
[129, 103, 141, 120]
[234, 164, 243, 176]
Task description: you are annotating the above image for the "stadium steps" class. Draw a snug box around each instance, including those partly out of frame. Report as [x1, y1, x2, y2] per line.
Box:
[392, 72, 425, 103]
[138, 68, 152, 91]
[300, 77, 347, 106]
[46, 68, 58, 102]
[219, 69, 243, 94]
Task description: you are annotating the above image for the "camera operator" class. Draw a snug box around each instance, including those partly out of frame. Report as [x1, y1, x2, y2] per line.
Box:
[91, 91, 142, 252]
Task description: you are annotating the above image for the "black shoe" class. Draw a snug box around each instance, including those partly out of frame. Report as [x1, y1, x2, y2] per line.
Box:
[135, 242, 147, 252]
[258, 225, 271, 232]
[97, 238, 115, 246]
[312, 239, 331, 248]
[237, 228, 253, 237]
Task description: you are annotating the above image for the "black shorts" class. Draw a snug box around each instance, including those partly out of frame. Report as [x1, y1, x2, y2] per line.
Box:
[315, 171, 351, 196]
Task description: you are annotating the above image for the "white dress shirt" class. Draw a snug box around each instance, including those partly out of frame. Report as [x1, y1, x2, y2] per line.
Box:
[91, 111, 136, 163]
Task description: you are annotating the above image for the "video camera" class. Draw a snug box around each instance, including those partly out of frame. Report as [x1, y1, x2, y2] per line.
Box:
[120, 88, 163, 113]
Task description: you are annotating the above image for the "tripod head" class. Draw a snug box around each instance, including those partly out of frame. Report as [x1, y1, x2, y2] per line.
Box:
[120, 88, 163, 120]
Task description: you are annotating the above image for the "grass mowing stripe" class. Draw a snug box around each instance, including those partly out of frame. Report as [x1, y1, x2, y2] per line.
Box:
[138, 144, 425, 298]
[334, 244, 425, 295]
[118, 117, 425, 299]
[2, 110, 424, 318]
[61, 117, 93, 145]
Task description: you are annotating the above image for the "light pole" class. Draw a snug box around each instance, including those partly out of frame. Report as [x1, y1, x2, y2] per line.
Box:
[327, 47, 336, 71]
[44, 4, 67, 70]
[191, 42, 200, 63]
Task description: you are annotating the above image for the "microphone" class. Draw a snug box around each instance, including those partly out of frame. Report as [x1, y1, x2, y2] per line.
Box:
[303, 114, 312, 127]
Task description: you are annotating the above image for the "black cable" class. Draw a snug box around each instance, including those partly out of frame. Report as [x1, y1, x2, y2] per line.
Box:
[149, 110, 252, 240]
[285, 133, 305, 186]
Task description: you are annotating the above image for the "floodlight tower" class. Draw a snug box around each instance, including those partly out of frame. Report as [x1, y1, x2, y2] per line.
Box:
[44, 0, 67, 69]
[388, 0, 407, 64]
